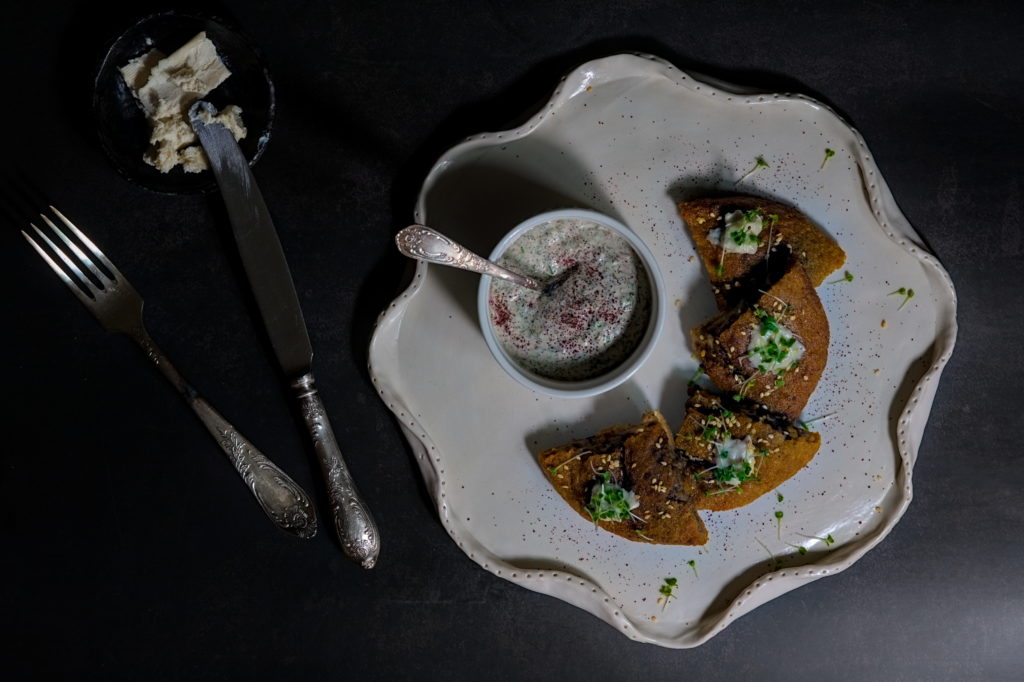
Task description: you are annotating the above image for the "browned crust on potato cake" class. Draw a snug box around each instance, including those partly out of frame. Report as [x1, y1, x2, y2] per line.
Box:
[679, 195, 845, 309]
[538, 411, 708, 545]
[675, 389, 821, 511]
[691, 259, 829, 421]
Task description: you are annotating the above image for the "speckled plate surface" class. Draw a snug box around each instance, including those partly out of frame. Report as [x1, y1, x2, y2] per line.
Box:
[368, 54, 957, 647]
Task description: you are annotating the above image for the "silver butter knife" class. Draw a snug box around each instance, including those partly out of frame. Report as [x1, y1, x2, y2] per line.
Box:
[190, 102, 380, 568]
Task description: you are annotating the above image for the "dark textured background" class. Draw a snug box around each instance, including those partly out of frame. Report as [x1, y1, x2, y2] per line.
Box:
[3, 0, 1022, 679]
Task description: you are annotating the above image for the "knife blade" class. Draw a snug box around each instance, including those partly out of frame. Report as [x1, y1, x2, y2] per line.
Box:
[190, 102, 380, 568]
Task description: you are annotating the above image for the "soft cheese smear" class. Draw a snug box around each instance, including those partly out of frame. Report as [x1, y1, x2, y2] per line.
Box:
[747, 318, 805, 374]
[708, 209, 764, 254]
[119, 32, 246, 173]
[713, 436, 756, 486]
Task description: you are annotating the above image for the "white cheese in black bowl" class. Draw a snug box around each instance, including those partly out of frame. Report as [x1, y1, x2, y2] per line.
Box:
[93, 11, 274, 194]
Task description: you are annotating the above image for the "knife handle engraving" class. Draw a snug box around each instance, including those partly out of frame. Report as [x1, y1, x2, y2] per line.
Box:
[131, 327, 318, 539]
[293, 372, 380, 568]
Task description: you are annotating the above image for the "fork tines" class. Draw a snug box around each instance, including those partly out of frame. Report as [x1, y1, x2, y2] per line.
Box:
[22, 207, 119, 304]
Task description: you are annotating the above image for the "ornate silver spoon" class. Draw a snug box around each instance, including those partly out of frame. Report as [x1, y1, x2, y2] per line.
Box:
[395, 224, 575, 294]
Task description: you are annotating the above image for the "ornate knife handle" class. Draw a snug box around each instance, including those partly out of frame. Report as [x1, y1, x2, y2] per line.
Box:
[395, 224, 545, 291]
[292, 372, 380, 568]
[132, 327, 318, 538]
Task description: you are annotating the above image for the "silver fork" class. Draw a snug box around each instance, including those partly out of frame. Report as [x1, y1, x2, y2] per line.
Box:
[23, 207, 317, 539]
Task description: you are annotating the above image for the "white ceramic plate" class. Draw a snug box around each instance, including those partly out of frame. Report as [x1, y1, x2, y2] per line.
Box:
[368, 54, 957, 647]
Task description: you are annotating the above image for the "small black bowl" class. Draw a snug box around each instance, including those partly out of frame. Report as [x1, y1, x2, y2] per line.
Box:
[93, 11, 275, 194]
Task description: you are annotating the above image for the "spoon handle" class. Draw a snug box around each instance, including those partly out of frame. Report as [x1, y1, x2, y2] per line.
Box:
[395, 225, 544, 290]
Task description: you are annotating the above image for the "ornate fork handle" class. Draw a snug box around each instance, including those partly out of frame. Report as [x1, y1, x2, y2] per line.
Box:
[131, 326, 317, 538]
[396, 224, 545, 290]
[293, 373, 379, 568]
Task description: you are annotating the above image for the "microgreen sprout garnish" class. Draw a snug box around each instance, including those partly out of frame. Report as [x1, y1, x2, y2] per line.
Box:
[699, 411, 733, 443]
[547, 450, 590, 474]
[820, 148, 836, 169]
[729, 229, 748, 245]
[659, 577, 679, 610]
[635, 529, 655, 542]
[736, 156, 769, 185]
[798, 412, 838, 432]
[798, 532, 836, 547]
[714, 460, 754, 484]
[757, 290, 793, 312]
[828, 270, 854, 284]
[586, 471, 639, 524]
[753, 306, 780, 334]
[777, 492, 784, 503]
[688, 559, 698, 578]
[733, 372, 759, 401]
[706, 486, 738, 496]
[715, 230, 729, 276]
[755, 537, 782, 571]
[786, 542, 809, 555]
[889, 287, 915, 310]
[688, 365, 705, 386]
[764, 213, 778, 246]
[775, 510, 784, 538]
